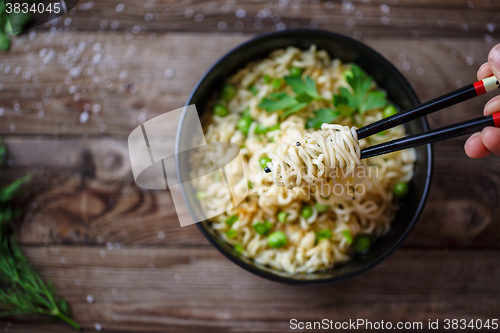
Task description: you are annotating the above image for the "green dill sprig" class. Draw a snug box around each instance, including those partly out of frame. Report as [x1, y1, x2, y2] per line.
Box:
[0, 138, 81, 330]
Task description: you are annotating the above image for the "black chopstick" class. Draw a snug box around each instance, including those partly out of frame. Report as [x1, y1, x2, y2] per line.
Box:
[360, 112, 500, 159]
[356, 75, 500, 140]
[262, 113, 499, 173]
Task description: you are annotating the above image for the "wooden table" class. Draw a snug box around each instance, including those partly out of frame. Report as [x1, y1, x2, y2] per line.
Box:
[1, 1, 500, 332]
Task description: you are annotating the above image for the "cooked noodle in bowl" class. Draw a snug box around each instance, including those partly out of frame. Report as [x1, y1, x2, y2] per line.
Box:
[192, 45, 416, 274]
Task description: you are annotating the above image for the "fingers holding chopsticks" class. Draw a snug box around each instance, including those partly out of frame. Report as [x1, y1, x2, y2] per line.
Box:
[467, 127, 500, 158]
[477, 43, 500, 81]
[465, 44, 500, 159]
[484, 95, 500, 116]
[465, 132, 492, 158]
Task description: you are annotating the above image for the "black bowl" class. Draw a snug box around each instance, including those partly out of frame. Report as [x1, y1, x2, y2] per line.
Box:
[178, 29, 432, 285]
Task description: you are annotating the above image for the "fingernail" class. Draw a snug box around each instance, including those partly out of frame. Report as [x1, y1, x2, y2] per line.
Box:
[490, 44, 500, 70]
[465, 132, 481, 145]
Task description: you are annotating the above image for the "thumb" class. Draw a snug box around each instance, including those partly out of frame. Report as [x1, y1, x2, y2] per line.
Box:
[489, 43, 500, 80]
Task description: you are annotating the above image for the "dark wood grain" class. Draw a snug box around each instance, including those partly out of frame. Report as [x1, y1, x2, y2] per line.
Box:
[0, 33, 495, 136]
[2, 247, 500, 332]
[47, 0, 500, 38]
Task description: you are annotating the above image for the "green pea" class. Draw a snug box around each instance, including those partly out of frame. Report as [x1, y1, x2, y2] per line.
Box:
[383, 105, 398, 118]
[393, 182, 409, 198]
[342, 230, 353, 244]
[234, 244, 244, 254]
[268, 231, 287, 248]
[301, 205, 313, 219]
[196, 191, 206, 200]
[271, 78, 283, 90]
[213, 104, 229, 117]
[253, 220, 272, 236]
[225, 214, 239, 226]
[315, 202, 330, 213]
[277, 211, 288, 223]
[259, 157, 272, 169]
[315, 229, 333, 241]
[250, 85, 259, 96]
[264, 75, 271, 84]
[255, 124, 268, 134]
[237, 117, 253, 136]
[220, 84, 236, 101]
[225, 229, 237, 239]
[290, 67, 303, 76]
[248, 181, 254, 189]
[353, 235, 371, 253]
[242, 108, 251, 118]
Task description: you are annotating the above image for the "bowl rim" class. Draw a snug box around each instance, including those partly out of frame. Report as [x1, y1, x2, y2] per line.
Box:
[178, 28, 433, 286]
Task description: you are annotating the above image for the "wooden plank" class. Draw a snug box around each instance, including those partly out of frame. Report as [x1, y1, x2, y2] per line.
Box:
[0, 32, 495, 136]
[2, 247, 500, 332]
[47, 0, 500, 38]
[0, 133, 499, 248]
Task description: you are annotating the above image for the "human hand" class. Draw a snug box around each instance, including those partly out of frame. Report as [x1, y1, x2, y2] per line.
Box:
[464, 43, 500, 158]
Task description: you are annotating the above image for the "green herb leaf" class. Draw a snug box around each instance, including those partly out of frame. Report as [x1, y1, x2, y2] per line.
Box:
[337, 104, 356, 118]
[306, 108, 340, 130]
[0, 175, 32, 202]
[334, 65, 387, 117]
[333, 87, 356, 109]
[258, 92, 297, 112]
[281, 102, 308, 118]
[284, 76, 321, 100]
[258, 92, 307, 117]
[360, 91, 387, 114]
[5, 12, 32, 36]
[0, 173, 81, 330]
[0, 32, 11, 52]
[295, 93, 314, 104]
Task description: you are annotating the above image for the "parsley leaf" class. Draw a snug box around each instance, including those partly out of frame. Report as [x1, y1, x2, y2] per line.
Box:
[361, 90, 387, 113]
[259, 92, 297, 112]
[0, 32, 10, 52]
[258, 76, 323, 118]
[282, 102, 308, 117]
[306, 108, 340, 129]
[258, 92, 307, 116]
[333, 64, 387, 116]
[284, 76, 322, 100]
[337, 104, 356, 119]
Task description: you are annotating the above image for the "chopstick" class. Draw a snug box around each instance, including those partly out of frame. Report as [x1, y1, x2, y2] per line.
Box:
[262, 76, 500, 173]
[262, 113, 499, 174]
[360, 112, 500, 159]
[356, 75, 500, 140]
